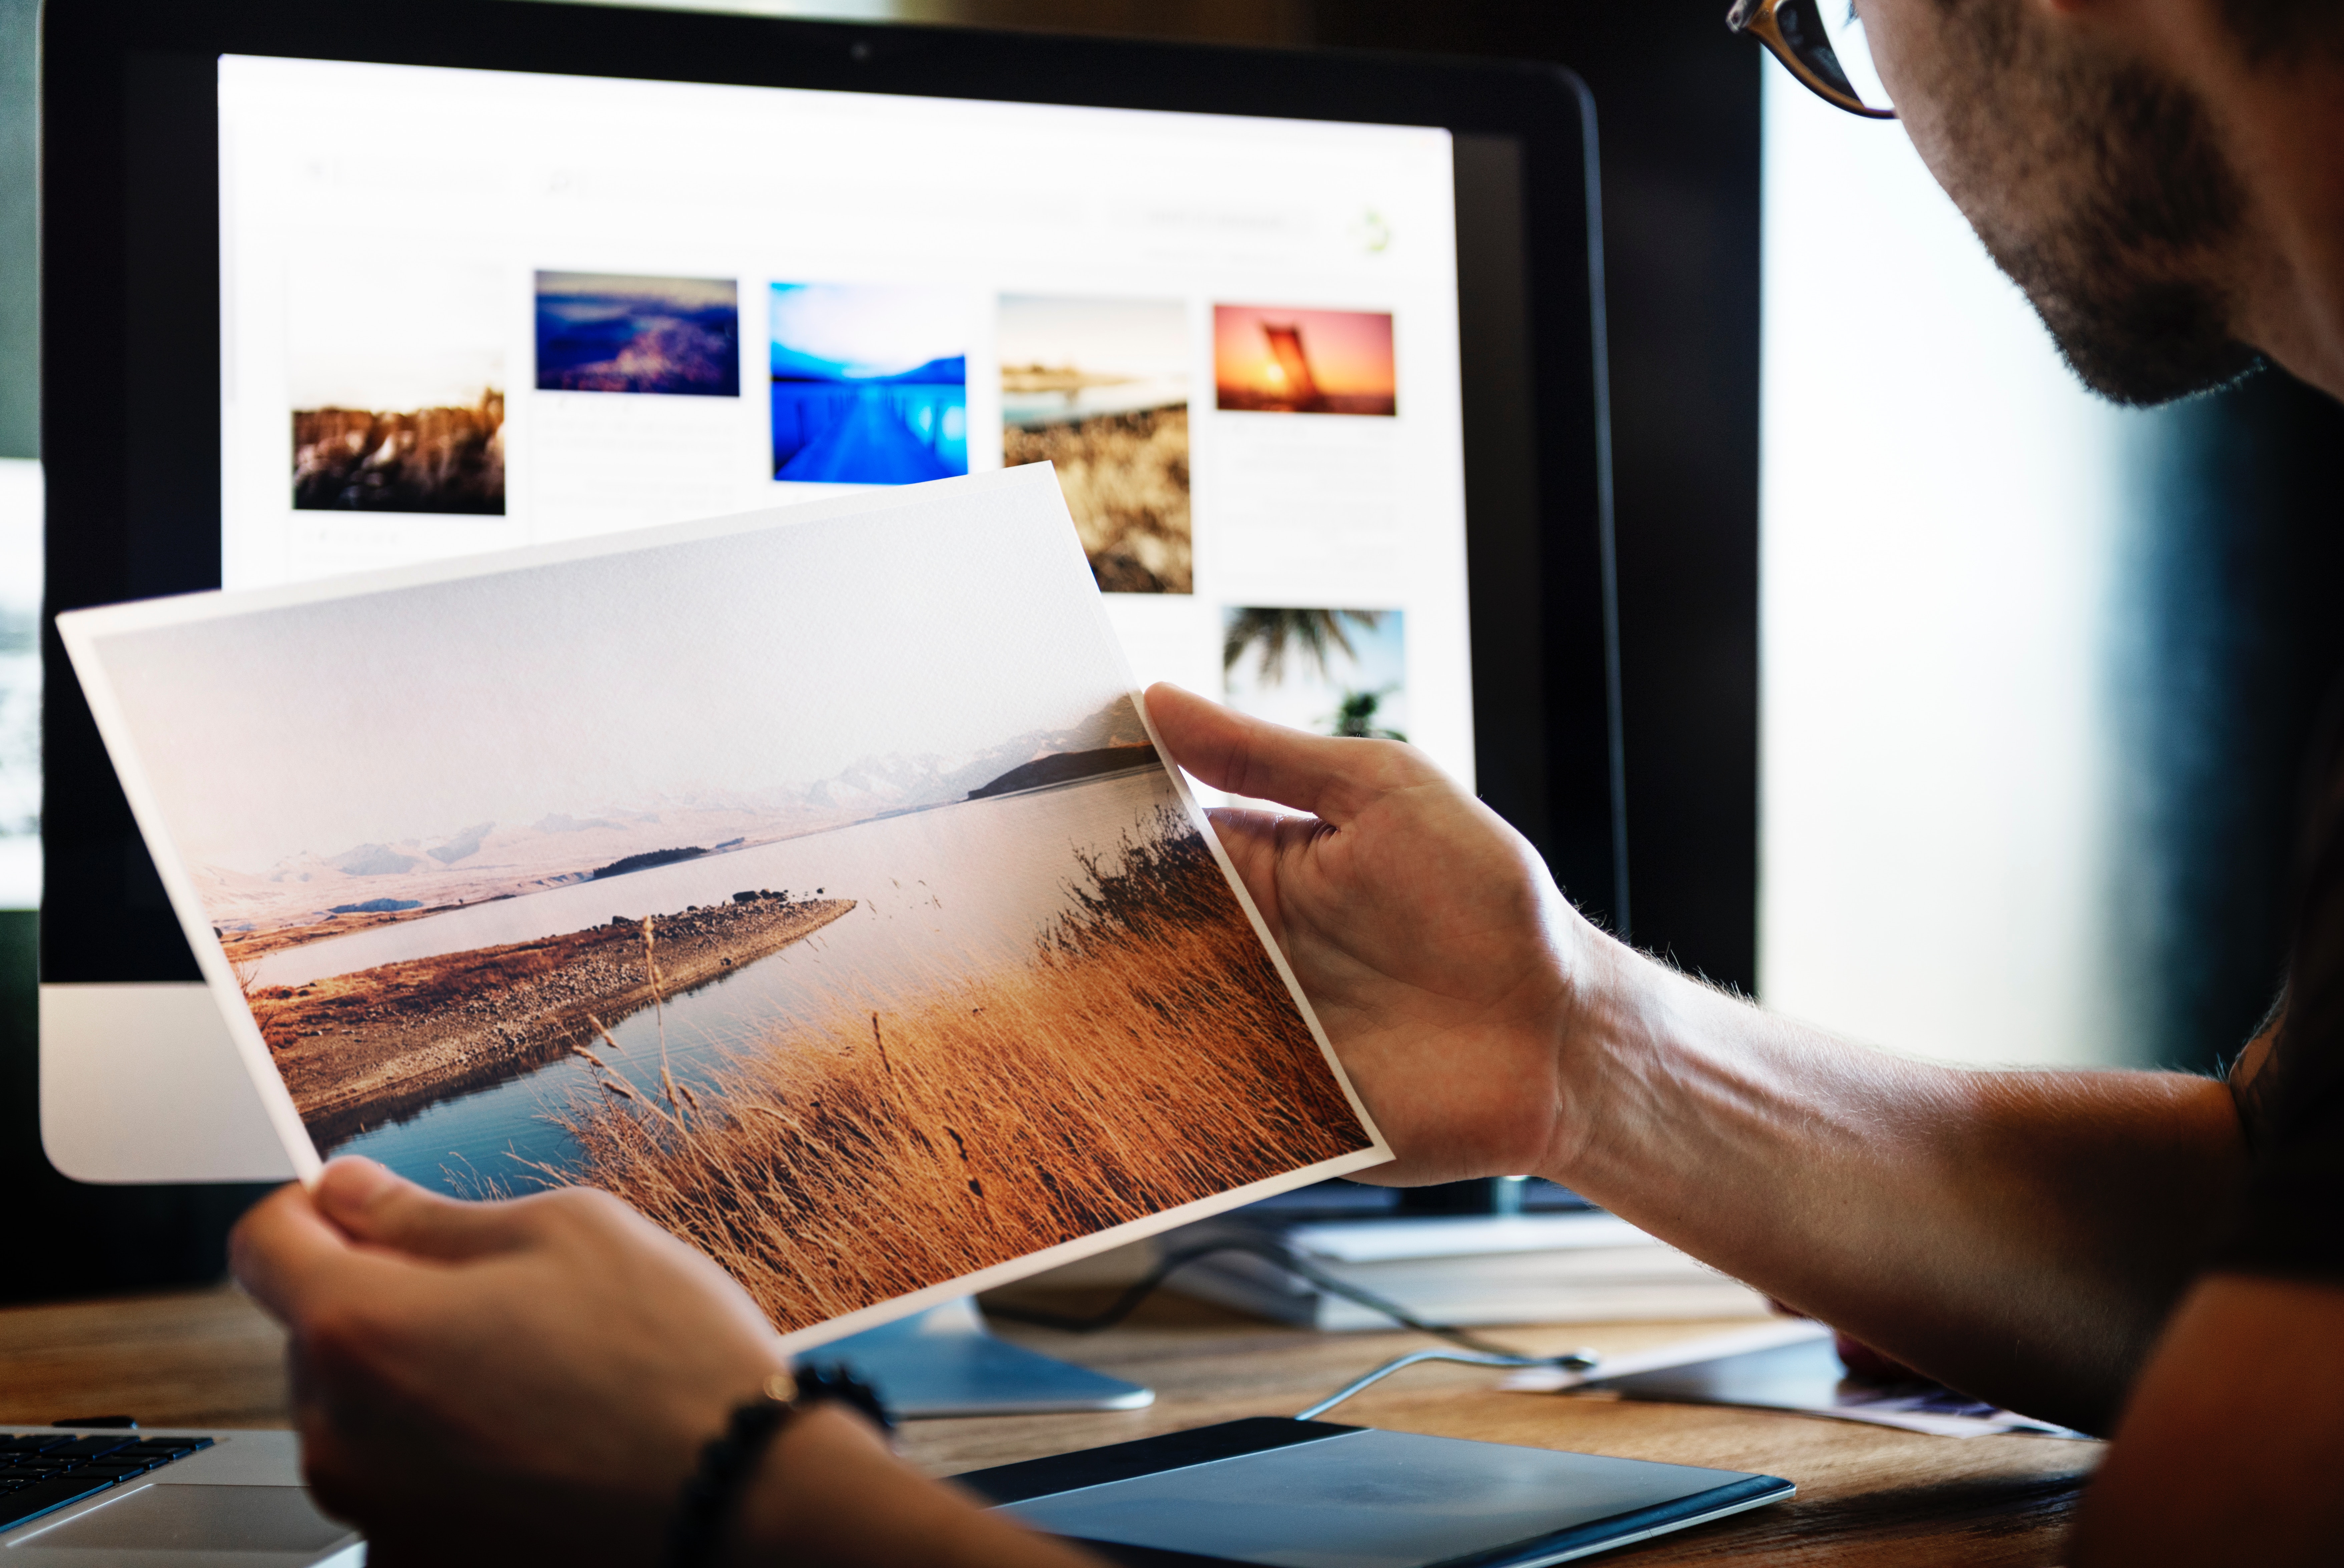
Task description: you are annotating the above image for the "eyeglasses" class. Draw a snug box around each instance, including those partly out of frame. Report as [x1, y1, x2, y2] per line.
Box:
[1727, 0, 1897, 119]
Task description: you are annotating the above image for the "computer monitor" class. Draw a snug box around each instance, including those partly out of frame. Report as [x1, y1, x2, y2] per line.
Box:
[38, 0, 1620, 1183]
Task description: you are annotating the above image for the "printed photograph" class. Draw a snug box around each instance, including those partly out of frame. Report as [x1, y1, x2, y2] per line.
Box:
[1213, 305, 1398, 417]
[288, 254, 507, 514]
[771, 285, 967, 484]
[1223, 607, 1408, 741]
[535, 273, 741, 397]
[999, 296, 1191, 594]
[78, 479, 1373, 1334]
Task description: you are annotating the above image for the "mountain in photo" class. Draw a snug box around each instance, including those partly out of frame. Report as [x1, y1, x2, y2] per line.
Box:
[193, 695, 1156, 939]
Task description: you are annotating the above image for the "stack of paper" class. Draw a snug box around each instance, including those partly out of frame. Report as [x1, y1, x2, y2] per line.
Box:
[1501, 1321, 2089, 1439]
[1161, 1211, 1771, 1329]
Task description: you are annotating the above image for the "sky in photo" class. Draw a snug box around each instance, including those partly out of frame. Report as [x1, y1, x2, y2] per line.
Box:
[770, 284, 967, 380]
[536, 273, 739, 311]
[90, 475, 1125, 874]
[997, 297, 1188, 379]
[1212, 305, 1396, 400]
[286, 252, 506, 412]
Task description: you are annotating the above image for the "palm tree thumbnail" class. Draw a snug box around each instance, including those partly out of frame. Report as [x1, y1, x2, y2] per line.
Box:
[1328, 687, 1406, 741]
[1222, 608, 1386, 685]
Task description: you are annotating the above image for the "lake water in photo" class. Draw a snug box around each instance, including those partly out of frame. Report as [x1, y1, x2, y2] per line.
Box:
[1001, 377, 1186, 427]
[328, 768, 1189, 1192]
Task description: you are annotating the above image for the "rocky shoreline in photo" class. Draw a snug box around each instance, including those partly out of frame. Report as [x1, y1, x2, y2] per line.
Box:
[257, 894, 856, 1150]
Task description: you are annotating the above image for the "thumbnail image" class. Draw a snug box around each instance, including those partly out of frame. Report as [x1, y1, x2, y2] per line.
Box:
[999, 296, 1191, 595]
[770, 284, 967, 484]
[287, 255, 505, 514]
[1213, 305, 1397, 417]
[80, 479, 1373, 1333]
[534, 273, 741, 397]
[1223, 607, 1407, 741]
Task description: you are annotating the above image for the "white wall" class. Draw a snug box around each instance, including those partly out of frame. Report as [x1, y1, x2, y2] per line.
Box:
[1758, 68, 2132, 1067]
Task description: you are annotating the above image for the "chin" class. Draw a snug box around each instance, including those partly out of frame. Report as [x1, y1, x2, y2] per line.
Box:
[2041, 302, 2263, 408]
[1986, 231, 2260, 407]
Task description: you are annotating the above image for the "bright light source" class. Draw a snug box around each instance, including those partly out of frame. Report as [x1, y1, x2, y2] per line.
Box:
[1758, 67, 2133, 1067]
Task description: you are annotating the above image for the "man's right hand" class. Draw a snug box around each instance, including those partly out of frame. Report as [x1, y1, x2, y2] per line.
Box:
[1144, 681, 1607, 1187]
[1148, 681, 2253, 1439]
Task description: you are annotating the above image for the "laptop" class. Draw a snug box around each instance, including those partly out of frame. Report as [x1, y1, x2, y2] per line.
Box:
[0, 1427, 359, 1565]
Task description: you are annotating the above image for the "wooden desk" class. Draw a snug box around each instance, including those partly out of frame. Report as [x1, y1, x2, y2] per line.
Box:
[0, 1287, 2099, 1564]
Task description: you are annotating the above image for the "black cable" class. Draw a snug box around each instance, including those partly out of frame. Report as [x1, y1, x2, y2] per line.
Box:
[984, 1235, 1590, 1364]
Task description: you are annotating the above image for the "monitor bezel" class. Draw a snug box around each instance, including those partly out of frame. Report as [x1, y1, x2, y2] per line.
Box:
[40, 0, 1622, 985]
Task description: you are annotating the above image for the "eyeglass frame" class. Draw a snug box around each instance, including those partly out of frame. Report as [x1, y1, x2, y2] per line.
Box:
[1727, 0, 1899, 120]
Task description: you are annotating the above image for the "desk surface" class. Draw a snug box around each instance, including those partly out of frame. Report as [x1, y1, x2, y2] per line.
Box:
[0, 1286, 2098, 1565]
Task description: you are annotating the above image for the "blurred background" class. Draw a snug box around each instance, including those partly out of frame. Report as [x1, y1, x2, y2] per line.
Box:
[3, 0, 2338, 1300]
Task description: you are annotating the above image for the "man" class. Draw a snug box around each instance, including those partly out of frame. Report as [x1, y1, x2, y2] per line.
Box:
[230, 0, 2344, 1560]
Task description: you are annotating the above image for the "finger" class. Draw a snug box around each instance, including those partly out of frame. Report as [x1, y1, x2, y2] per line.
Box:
[1145, 683, 1411, 825]
[1199, 807, 1291, 936]
[230, 1181, 377, 1324]
[312, 1158, 531, 1263]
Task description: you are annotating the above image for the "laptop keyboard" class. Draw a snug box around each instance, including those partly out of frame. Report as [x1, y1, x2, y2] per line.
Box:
[0, 1432, 216, 1532]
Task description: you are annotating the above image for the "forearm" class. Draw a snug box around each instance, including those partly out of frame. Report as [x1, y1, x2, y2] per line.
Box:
[724, 1405, 1097, 1568]
[1547, 937, 2247, 1433]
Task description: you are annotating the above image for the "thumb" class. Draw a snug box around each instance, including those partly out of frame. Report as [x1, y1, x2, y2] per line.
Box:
[231, 1179, 383, 1325]
[1145, 682, 1420, 826]
[312, 1158, 529, 1262]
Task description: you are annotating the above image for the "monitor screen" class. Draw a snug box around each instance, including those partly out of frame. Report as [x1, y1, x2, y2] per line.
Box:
[46, 6, 1619, 1024]
[215, 55, 1474, 791]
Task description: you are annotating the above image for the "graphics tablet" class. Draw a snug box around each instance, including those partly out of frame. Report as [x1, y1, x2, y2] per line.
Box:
[955, 1417, 1793, 1567]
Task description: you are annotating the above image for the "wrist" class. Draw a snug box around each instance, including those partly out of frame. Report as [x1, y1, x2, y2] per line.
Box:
[666, 1373, 803, 1568]
[721, 1403, 1091, 1568]
[718, 1402, 878, 1568]
[1536, 916, 1665, 1191]
[671, 1367, 888, 1568]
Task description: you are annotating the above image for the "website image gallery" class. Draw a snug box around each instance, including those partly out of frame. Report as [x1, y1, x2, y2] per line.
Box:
[218, 56, 1477, 800]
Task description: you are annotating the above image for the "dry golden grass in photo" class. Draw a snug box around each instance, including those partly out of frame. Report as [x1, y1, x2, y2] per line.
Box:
[532, 808, 1364, 1330]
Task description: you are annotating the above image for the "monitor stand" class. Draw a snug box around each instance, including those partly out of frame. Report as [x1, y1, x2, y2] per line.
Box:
[813, 1296, 1153, 1418]
[41, 983, 301, 1183]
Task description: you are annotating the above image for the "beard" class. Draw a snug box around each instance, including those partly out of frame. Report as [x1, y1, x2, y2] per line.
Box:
[1988, 232, 2259, 407]
[1940, 10, 2262, 405]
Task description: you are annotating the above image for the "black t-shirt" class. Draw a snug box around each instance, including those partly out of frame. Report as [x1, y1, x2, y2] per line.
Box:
[2225, 708, 2344, 1277]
